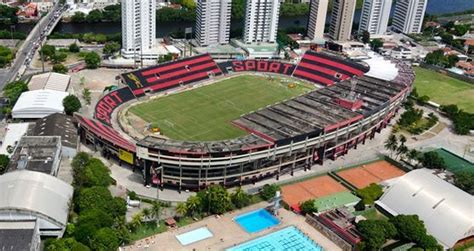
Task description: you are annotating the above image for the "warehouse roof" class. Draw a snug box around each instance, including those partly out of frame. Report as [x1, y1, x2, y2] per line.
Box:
[32, 113, 77, 149]
[0, 171, 73, 227]
[376, 169, 474, 248]
[28, 72, 70, 92]
[12, 90, 68, 119]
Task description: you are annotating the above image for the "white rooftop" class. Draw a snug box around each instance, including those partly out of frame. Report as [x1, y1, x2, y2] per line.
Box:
[363, 52, 399, 81]
[12, 90, 69, 119]
[28, 72, 70, 92]
[0, 123, 29, 157]
[376, 169, 474, 248]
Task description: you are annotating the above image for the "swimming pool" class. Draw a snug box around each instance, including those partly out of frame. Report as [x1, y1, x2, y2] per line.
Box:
[234, 208, 280, 233]
[175, 227, 213, 246]
[227, 226, 322, 251]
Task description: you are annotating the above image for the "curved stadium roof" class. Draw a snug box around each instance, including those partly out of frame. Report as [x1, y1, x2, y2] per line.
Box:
[0, 171, 73, 227]
[376, 169, 474, 248]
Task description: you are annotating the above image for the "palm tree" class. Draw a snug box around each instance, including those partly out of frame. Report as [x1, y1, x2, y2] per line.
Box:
[186, 195, 201, 217]
[396, 135, 408, 159]
[176, 202, 188, 218]
[142, 208, 151, 222]
[398, 135, 407, 146]
[150, 201, 161, 222]
[407, 149, 420, 166]
[384, 134, 398, 157]
[130, 212, 143, 230]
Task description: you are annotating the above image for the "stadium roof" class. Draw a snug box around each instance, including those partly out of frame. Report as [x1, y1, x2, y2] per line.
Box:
[28, 72, 70, 92]
[362, 52, 399, 81]
[376, 169, 474, 248]
[0, 170, 73, 227]
[12, 90, 68, 119]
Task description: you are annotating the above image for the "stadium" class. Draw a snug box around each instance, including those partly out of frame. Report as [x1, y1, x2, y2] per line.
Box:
[75, 50, 415, 191]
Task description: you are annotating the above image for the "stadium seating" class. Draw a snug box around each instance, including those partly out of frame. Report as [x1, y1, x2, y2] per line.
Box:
[121, 54, 222, 97]
[293, 51, 369, 86]
[221, 60, 296, 76]
[95, 87, 136, 126]
[75, 114, 136, 153]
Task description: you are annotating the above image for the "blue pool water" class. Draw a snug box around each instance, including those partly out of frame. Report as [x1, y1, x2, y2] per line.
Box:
[175, 227, 213, 246]
[227, 226, 323, 251]
[235, 209, 280, 233]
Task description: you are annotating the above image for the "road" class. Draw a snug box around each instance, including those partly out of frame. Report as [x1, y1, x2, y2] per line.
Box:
[0, 2, 66, 89]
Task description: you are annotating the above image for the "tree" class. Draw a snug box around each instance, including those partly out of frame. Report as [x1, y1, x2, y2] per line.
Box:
[356, 183, 383, 205]
[86, 9, 104, 23]
[390, 215, 428, 243]
[420, 152, 446, 169]
[50, 52, 67, 64]
[0, 154, 9, 174]
[71, 11, 86, 23]
[63, 94, 82, 115]
[300, 199, 317, 215]
[129, 212, 144, 231]
[406, 149, 420, 166]
[370, 39, 383, 52]
[418, 234, 442, 250]
[440, 104, 459, 118]
[44, 238, 89, 251]
[76, 186, 119, 215]
[0, 45, 13, 68]
[53, 64, 68, 74]
[357, 220, 397, 250]
[384, 134, 398, 157]
[361, 30, 370, 44]
[103, 42, 121, 56]
[150, 201, 162, 222]
[82, 88, 91, 105]
[454, 171, 474, 195]
[84, 51, 101, 69]
[175, 202, 188, 218]
[261, 184, 280, 200]
[197, 185, 232, 215]
[142, 208, 151, 221]
[69, 43, 80, 53]
[231, 187, 251, 209]
[396, 135, 408, 159]
[40, 44, 56, 60]
[81, 158, 113, 187]
[90, 227, 120, 251]
[185, 195, 202, 217]
[3, 80, 28, 106]
[74, 209, 114, 245]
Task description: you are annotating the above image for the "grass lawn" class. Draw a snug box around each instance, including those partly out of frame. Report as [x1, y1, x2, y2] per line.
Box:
[414, 67, 474, 113]
[354, 208, 388, 221]
[129, 75, 313, 141]
[129, 221, 167, 241]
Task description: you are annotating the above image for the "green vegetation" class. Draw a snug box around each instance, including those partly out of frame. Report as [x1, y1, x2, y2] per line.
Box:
[424, 49, 459, 68]
[260, 184, 281, 201]
[357, 215, 442, 250]
[130, 75, 313, 141]
[454, 171, 474, 195]
[129, 221, 167, 242]
[0, 45, 13, 68]
[70, 4, 121, 23]
[414, 68, 474, 113]
[63, 94, 82, 115]
[356, 183, 383, 205]
[0, 154, 10, 175]
[279, 3, 309, 17]
[69, 43, 80, 53]
[53, 64, 68, 74]
[429, 148, 474, 174]
[0, 29, 26, 40]
[103, 42, 121, 56]
[397, 99, 439, 135]
[49, 32, 121, 44]
[84, 51, 101, 69]
[44, 153, 128, 251]
[419, 151, 447, 170]
[3, 80, 28, 114]
[354, 208, 387, 221]
[440, 104, 474, 135]
[0, 5, 18, 25]
[300, 199, 317, 215]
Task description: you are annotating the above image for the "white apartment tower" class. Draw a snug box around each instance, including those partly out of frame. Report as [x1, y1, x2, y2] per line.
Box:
[243, 0, 281, 44]
[307, 0, 329, 40]
[121, 0, 158, 59]
[329, 0, 357, 41]
[392, 0, 428, 34]
[195, 0, 232, 47]
[358, 0, 392, 35]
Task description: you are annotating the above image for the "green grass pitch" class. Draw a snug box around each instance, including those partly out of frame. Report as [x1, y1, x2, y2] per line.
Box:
[129, 75, 314, 141]
[414, 67, 474, 113]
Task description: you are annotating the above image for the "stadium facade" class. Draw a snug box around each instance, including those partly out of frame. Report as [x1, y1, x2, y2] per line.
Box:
[76, 50, 415, 191]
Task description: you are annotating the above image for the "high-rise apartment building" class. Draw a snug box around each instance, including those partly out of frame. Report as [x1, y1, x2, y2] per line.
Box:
[328, 0, 356, 41]
[307, 0, 329, 40]
[358, 0, 392, 35]
[392, 0, 427, 34]
[121, 0, 157, 59]
[243, 0, 281, 44]
[195, 0, 232, 47]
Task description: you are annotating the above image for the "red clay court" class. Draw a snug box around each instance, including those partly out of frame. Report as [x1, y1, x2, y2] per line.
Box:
[281, 175, 348, 210]
[336, 160, 405, 189]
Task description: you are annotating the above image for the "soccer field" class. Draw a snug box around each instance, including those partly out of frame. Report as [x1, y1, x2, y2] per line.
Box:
[414, 67, 474, 113]
[129, 75, 314, 141]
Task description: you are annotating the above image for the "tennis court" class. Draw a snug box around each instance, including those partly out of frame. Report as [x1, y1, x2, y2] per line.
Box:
[430, 148, 474, 174]
[281, 175, 348, 210]
[336, 160, 405, 189]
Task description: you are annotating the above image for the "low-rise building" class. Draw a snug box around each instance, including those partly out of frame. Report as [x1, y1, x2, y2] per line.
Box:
[32, 113, 78, 158]
[7, 136, 62, 176]
[28, 72, 71, 92]
[0, 220, 41, 251]
[12, 90, 69, 119]
[390, 46, 412, 60]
